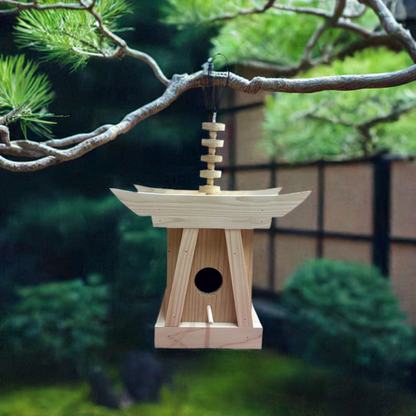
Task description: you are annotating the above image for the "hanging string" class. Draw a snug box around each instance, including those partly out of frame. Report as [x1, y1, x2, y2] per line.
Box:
[201, 53, 230, 123]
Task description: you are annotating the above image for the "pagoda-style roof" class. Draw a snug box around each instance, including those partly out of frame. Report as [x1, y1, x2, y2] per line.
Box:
[110, 184, 310, 230]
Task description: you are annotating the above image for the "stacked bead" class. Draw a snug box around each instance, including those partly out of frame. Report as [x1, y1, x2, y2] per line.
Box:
[199, 122, 225, 195]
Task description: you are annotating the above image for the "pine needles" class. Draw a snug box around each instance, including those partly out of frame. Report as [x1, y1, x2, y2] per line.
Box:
[14, 0, 133, 71]
[0, 54, 55, 139]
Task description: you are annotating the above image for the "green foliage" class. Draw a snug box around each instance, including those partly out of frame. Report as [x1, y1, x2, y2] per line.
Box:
[166, 1, 416, 161]
[1, 277, 109, 373]
[2, 351, 416, 416]
[1, 195, 166, 351]
[262, 49, 416, 161]
[281, 259, 416, 377]
[3, 196, 122, 282]
[0, 54, 55, 138]
[14, 0, 133, 70]
[166, 1, 377, 65]
[112, 215, 166, 349]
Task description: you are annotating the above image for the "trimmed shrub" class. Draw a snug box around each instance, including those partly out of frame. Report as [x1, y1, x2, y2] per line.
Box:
[281, 259, 416, 379]
[1, 276, 109, 375]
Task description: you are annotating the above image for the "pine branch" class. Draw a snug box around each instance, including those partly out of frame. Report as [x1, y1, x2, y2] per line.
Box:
[2, 65, 416, 172]
[0, 1, 89, 14]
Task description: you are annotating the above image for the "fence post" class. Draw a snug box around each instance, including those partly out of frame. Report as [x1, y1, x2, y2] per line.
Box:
[372, 153, 391, 277]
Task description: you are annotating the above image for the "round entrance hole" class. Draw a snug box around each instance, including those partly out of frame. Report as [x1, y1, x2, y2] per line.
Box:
[194, 267, 223, 295]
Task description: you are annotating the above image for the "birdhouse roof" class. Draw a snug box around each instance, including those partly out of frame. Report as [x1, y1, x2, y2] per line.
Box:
[111, 185, 310, 230]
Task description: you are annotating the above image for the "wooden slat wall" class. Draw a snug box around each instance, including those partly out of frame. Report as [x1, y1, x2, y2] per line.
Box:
[220, 85, 416, 325]
[324, 164, 373, 236]
[390, 161, 416, 325]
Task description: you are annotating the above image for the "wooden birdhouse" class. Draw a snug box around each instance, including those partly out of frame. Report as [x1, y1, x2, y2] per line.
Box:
[111, 122, 310, 349]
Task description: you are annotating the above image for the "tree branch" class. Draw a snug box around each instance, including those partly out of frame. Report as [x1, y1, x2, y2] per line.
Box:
[205, 0, 276, 22]
[330, 0, 347, 24]
[86, 6, 170, 85]
[0, 1, 89, 14]
[2, 64, 416, 172]
[366, 0, 416, 62]
[273, 4, 331, 19]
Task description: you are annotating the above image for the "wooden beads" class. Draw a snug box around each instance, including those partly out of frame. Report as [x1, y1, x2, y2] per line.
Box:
[199, 122, 225, 195]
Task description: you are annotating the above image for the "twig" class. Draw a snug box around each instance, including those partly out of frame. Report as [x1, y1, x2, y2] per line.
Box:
[87, 7, 169, 85]
[273, 4, 331, 19]
[205, 0, 276, 23]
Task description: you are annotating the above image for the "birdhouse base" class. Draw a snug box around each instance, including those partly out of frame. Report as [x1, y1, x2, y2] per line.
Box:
[155, 298, 262, 349]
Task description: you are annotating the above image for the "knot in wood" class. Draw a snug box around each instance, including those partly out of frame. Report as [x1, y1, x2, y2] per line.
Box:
[246, 77, 263, 94]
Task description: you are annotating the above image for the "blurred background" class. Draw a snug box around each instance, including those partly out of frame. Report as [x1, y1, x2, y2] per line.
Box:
[1, 1, 416, 415]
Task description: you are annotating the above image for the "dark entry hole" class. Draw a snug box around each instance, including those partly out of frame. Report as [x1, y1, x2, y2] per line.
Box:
[194, 267, 223, 294]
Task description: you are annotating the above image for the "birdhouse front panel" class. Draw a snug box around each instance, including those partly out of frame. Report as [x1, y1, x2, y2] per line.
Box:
[166, 228, 253, 324]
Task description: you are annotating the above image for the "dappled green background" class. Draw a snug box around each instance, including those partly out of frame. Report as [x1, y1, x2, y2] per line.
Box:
[1, 1, 416, 415]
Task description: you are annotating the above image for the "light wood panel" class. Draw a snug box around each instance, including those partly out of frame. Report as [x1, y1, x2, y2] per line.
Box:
[225, 230, 253, 328]
[182, 229, 237, 323]
[166, 229, 183, 306]
[165, 229, 199, 327]
[134, 184, 282, 195]
[152, 216, 271, 229]
[110, 188, 311, 219]
[241, 230, 254, 295]
[155, 304, 262, 349]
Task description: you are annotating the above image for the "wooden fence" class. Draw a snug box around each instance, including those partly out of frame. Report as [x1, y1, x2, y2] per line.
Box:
[214, 80, 416, 324]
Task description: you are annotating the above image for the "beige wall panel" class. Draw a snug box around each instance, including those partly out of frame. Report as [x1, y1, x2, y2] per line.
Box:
[215, 115, 232, 167]
[390, 243, 416, 326]
[274, 235, 317, 291]
[234, 89, 268, 107]
[323, 238, 372, 265]
[235, 107, 271, 165]
[216, 172, 231, 191]
[252, 232, 270, 290]
[275, 166, 318, 230]
[391, 161, 416, 239]
[235, 170, 271, 191]
[324, 164, 373, 235]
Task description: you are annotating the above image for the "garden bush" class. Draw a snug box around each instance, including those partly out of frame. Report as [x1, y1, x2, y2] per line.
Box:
[0, 276, 109, 377]
[281, 259, 416, 380]
[0, 195, 167, 354]
[111, 214, 166, 350]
